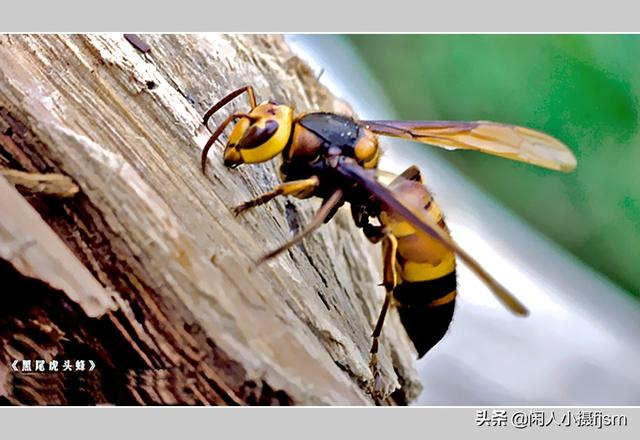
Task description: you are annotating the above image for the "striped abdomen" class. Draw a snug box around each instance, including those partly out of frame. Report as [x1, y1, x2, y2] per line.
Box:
[380, 178, 457, 358]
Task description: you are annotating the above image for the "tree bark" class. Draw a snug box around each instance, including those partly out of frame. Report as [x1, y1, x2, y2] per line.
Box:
[0, 34, 421, 405]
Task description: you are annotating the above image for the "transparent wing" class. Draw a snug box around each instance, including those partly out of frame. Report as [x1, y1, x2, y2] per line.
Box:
[336, 160, 529, 316]
[361, 120, 577, 172]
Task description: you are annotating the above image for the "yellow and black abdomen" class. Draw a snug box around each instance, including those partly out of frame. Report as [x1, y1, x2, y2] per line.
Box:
[380, 178, 457, 358]
[393, 269, 457, 359]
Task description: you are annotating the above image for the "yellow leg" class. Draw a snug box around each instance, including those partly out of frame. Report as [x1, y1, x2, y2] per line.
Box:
[256, 189, 344, 264]
[370, 234, 398, 403]
[232, 176, 320, 216]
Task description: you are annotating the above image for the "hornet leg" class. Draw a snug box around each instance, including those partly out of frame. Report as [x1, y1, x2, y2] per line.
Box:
[232, 176, 320, 216]
[370, 233, 398, 403]
[362, 223, 389, 245]
[350, 204, 388, 244]
[256, 189, 344, 264]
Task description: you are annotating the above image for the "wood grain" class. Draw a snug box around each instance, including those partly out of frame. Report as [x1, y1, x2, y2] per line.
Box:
[0, 34, 421, 405]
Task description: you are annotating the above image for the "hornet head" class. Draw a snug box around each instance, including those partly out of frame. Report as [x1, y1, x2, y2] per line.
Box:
[222, 101, 293, 167]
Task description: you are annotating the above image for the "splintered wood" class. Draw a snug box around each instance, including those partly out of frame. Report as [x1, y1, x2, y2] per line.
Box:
[0, 34, 421, 405]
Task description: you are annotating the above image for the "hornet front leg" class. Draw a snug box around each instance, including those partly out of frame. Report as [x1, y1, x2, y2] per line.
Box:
[232, 176, 320, 216]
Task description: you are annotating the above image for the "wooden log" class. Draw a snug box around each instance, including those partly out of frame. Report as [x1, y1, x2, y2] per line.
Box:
[0, 34, 421, 405]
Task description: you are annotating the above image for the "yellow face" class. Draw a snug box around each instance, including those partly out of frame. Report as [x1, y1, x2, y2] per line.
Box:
[223, 101, 293, 167]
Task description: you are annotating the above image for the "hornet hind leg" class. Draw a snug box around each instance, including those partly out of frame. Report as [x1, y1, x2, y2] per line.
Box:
[369, 233, 398, 404]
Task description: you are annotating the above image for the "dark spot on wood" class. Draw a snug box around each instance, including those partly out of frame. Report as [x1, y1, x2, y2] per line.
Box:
[124, 34, 151, 54]
[129, 300, 146, 323]
[316, 291, 331, 311]
[145, 81, 157, 90]
[284, 201, 300, 234]
[304, 253, 329, 289]
[240, 379, 293, 405]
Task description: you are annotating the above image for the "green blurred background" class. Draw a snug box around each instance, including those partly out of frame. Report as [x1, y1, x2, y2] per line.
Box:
[348, 35, 640, 299]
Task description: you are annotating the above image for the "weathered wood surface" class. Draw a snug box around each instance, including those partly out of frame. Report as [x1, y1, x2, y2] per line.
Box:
[0, 34, 421, 405]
